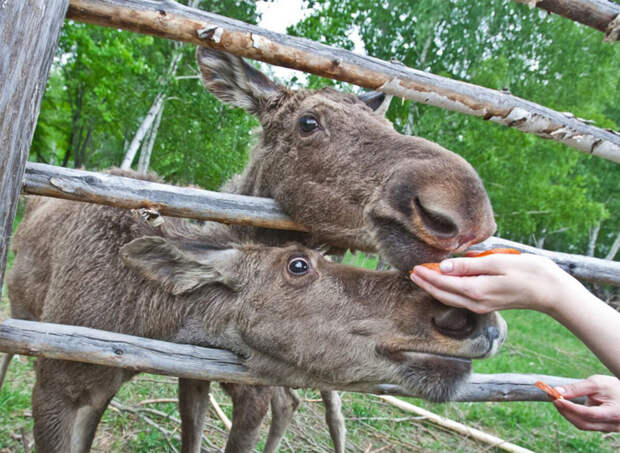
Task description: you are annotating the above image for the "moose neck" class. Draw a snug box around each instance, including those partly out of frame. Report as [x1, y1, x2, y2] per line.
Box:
[220, 139, 315, 247]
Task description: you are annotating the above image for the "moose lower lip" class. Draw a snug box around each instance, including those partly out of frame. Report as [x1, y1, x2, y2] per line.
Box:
[400, 351, 473, 365]
[397, 351, 473, 402]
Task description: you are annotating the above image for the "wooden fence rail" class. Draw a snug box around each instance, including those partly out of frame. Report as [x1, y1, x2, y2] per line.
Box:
[0, 318, 581, 403]
[23, 162, 620, 286]
[66, 0, 620, 163]
[513, 0, 620, 42]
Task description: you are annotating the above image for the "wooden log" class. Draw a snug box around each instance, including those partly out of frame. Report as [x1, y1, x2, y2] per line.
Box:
[469, 236, 620, 286]
[0, 318, 582, 403]
[513, 0, 620, 42]
[65, 0, 620, 163]
[0, 0, 69, 289]
[22, 163, 620, 286]
[23, 162, 306, 232]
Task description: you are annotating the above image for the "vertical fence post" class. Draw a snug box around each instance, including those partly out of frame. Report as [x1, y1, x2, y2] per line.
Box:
[0, 0, 69, 289]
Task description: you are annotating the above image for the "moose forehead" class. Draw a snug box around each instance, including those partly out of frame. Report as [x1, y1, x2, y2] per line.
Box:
[270, 87, 390, 127]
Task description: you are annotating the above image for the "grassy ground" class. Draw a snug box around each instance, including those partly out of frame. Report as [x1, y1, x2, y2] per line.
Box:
[1, 246, 619, 452]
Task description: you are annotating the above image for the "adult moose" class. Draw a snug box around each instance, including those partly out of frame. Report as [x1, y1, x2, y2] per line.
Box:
[192, 47, 497, 452]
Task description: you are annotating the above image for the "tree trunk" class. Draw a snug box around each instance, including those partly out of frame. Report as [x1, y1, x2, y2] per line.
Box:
[587, 222, 601, 257]
[49, 142, 58, 166]
[606, 231, 620, 261]
[125, 33, 186, 171]
[74, 122, 94, 169]
[120, 92, 165, 170]
[137, 102, 164, 173]
[0, 0, 69, 289]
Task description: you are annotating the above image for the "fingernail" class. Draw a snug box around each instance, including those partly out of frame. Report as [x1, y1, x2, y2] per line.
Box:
[555, 386, 566, 395]
[439, 260, 453, 273]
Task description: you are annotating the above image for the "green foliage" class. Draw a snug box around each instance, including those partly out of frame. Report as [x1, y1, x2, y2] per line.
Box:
[31, 0, 259, 189]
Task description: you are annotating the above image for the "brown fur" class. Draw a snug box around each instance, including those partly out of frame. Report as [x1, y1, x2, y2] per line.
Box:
[5, 49, 502, 453]
[194, 48, 499, 453]
[7, 195, 504, 452]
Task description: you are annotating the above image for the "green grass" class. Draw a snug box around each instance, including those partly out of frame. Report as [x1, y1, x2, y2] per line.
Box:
[1, 248, 618, 451]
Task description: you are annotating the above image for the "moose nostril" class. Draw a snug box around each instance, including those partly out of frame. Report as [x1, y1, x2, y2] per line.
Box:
[432, 308, 476, 339]
[486, 326, 500, 342]
[414, 198, 459, 238]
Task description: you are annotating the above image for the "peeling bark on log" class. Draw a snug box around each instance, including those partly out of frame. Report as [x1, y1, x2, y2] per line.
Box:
[65, 0, 620, 163]
[23, 162, 305, 232]
[0, 0, 69, 289]
[514, 0, 620, 42]
[469, 237, 620, 286]
[21, 163, 620, 286]
[0, 318, 582, 403]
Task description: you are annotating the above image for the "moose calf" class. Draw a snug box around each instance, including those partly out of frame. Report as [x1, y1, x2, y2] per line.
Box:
[5, 193, 505, 452]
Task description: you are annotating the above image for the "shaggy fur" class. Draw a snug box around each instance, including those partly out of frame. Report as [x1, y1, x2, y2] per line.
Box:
[8, 194, 504, 452]
[195, 47, 500, 453]
[5, 49, 504, 453]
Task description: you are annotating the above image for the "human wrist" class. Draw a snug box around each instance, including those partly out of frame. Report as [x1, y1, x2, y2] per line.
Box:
[535, 267, 585, 317]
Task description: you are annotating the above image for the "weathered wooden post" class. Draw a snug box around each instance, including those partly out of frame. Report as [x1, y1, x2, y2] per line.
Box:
[0, 0, 69, 288]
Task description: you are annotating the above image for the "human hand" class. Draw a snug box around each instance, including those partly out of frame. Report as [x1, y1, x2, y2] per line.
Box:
[553, 375, 620, 432]
[409, 253, 585, 315]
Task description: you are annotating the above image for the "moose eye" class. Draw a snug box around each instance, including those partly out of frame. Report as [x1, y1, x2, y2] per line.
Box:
[298, 115, 320, 133]
[288, 257, 310, 276]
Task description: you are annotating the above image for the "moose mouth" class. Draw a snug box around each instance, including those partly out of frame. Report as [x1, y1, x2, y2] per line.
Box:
[366, 213, 452, 272]
[395, 351, 473, 402]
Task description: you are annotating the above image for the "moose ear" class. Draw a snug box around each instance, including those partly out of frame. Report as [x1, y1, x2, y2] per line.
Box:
[196, 47, 281, 116]
[358, 91, 392, 116]
[120, 237, 242, 296]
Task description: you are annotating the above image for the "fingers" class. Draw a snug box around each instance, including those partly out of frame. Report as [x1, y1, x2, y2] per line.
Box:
[553, 399, 620, 432]
[409, 271, 490, 313]
[557, 377, 606, 399]
[411, 265, 499, 310]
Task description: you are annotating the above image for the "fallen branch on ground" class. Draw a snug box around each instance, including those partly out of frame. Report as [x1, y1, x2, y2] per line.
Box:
[378, 395, 533, 453]
[209, 393, 232, 430]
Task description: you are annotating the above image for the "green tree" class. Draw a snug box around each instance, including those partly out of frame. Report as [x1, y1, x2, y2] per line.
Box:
[31, 0, 259, 190]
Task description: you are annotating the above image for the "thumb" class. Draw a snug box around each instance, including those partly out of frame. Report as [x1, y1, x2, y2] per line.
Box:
[438, 255, 507, 276]
[556, 379, 601, 399]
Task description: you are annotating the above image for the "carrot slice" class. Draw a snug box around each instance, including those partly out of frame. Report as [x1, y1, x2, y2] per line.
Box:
[410, 248, 521, 274]
[420, 262, 441, 272]
[409, 262, 441, 274]
[535, 381, 563, 400]
[467, 248, 521, 258]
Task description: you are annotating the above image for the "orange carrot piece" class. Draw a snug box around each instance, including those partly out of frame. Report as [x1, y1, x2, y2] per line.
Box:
[421, 262, 441, 272]
[409, 262, 441, 274]
[467, 248, 521, 258]
[535, 381, 563, 400]
[410, 248, 521, 274]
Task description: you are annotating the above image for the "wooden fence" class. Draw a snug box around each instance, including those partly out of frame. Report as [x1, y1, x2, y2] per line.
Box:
[0, 0, 619, 407]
